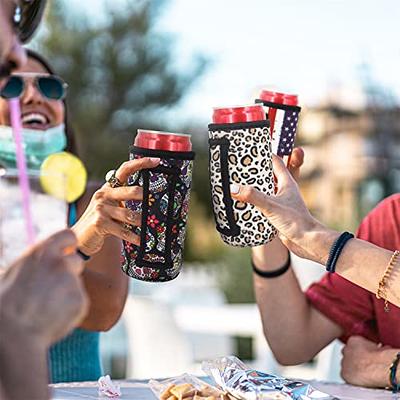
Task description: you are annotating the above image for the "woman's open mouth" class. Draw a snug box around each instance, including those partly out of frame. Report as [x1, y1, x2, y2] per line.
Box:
[21, 112, 50, 130]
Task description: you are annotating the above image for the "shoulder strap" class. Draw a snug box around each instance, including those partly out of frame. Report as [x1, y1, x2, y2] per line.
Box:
[68, 202, 78, 227]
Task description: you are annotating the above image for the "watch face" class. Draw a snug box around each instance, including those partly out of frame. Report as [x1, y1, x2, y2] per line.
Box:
[14, 0, 47, 43]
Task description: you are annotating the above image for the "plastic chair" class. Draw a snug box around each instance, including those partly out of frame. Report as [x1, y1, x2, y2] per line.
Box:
[123, 295, 193, 379]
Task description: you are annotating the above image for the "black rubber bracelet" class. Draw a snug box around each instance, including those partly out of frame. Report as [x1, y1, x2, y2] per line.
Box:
[326, 232, 354, 273]
[77, 249, 91, 261]
[252, 252, 291, 278]
[390, 352, 400, 393]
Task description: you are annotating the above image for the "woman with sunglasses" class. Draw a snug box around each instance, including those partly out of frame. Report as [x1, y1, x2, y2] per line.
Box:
[0, 49, 158, 383]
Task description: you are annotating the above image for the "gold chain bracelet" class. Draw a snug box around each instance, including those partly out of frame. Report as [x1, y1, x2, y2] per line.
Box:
[376, 250, 400, 312]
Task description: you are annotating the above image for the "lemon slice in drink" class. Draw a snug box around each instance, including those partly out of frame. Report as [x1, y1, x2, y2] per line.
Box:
[40, 152, 87, 203]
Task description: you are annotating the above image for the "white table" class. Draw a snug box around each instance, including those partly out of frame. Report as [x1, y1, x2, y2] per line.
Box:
[50, 379, 400, 400]
[51, 381, 152, 399]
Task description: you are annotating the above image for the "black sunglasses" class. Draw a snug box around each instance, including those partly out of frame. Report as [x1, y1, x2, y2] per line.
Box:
[0, 75, 68, 100]
[14, 0, 48, 43]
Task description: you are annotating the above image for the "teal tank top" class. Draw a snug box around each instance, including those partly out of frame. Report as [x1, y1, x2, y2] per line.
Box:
[49, 202, 103, 383]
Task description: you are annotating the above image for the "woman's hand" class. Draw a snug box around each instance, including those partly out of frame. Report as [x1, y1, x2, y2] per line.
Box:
[231, 154, 333, 263]
[287, 147, 304, 183]
[251, 147, 305, 267]
[72, 157, 160, 256]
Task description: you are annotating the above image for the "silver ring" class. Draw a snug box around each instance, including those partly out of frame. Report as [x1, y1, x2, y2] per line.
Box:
[105, 169, 124, 188]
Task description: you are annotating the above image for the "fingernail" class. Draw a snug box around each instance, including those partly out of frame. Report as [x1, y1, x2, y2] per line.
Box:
[150, 157, 160, 163]
[127, 210, 136, 222]
[230, 184, 240, 195]
[130, 236, 140, 246]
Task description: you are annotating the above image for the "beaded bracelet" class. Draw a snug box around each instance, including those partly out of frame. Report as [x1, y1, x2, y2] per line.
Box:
[389, 352, 400, 393]
[376, 250, 400, 312]
[325, 232, 354, 273]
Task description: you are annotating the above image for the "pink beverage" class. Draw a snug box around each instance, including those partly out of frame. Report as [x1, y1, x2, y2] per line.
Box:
[122, 129, 195, 282]
[256, 90, 301, 165]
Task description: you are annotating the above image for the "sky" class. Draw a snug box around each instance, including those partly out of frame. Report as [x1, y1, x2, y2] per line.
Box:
[66, 0, 400, 123]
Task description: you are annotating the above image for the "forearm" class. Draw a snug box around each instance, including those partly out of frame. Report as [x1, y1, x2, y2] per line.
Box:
[304, 226, 398, 306]
[253, 238, 341, 364]
[371, 348, 400, 388]
[79, 266, 128, 331]
[0, 324, 49, 400]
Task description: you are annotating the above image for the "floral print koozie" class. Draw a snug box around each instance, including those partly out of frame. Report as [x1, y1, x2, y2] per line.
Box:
[122, 146, 195, 282]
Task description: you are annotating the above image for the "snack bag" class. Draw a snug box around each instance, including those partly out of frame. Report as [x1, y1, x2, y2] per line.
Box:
[202, 356, 339, 400]
[149, 373, 234, 400]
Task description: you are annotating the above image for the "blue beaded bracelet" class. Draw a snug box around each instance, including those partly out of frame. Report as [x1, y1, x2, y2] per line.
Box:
[326, 232, 354, 273]
[390, 352, 400, 393]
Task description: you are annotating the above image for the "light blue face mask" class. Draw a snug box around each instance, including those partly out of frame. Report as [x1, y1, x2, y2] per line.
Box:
[0, 124, 67, 169]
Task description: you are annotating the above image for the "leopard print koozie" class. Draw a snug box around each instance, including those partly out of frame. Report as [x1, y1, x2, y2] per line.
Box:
[208, 120, 277, 247]
[122, 146, 195, 282]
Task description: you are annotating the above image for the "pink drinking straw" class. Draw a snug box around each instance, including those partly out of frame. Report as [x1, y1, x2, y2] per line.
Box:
[9, 98, 35, 245]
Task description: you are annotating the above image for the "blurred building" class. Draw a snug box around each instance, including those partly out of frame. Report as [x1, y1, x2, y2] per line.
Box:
[298, 99, 400, 230]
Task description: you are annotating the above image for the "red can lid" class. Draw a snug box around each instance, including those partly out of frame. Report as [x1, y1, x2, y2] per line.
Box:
[134, 129, 192, 152]
[259, 89, 298, 106]
[212, 104, 266, 124]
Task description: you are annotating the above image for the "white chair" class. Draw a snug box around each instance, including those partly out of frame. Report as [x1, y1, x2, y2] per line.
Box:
[314, 340, 344, 382]
[123, 295, 193, 379]
[134, 267, 235, 365]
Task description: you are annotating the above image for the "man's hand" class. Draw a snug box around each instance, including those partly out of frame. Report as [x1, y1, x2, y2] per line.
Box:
[341, 336, 398, 388]
[0, 229, 89, 347]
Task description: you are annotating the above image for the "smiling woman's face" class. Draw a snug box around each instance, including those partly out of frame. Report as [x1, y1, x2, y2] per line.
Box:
[0, 57, 65, 130]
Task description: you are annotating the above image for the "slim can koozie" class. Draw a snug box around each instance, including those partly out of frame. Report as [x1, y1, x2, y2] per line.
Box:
[208, 105, 277, 247]
[256, 90, 301, 162]
[122, 130, 195, 282]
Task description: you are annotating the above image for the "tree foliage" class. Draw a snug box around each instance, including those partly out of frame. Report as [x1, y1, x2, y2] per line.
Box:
[34, 1, 243, 278]
[37, 0, 207, 178]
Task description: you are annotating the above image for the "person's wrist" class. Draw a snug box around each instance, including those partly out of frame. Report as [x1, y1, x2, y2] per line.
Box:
[379, 348, 400, 390]
[71, 224, 99, 257]
[0, 311, 48, 353]
[358, 348, 400, 388]
[302, 221, 340, 264]
[0, 310, 49, 400]
[251, 238, 289, 272]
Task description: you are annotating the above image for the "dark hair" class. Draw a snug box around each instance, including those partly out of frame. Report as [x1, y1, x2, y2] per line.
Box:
[25, 48, 79, 157]
[18, 0, 48, 43]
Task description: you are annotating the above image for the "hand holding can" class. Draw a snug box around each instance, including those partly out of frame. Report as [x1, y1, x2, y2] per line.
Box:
[208, 104, 276, 247]
[122, 130, 195, 282]
[256, 89, 301, 166]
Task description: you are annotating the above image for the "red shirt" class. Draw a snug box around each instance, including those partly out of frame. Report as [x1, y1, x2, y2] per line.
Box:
[305, 194, 400, 347]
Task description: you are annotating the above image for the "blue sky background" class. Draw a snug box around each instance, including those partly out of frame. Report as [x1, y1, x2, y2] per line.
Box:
[66, 0, 400, 123]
